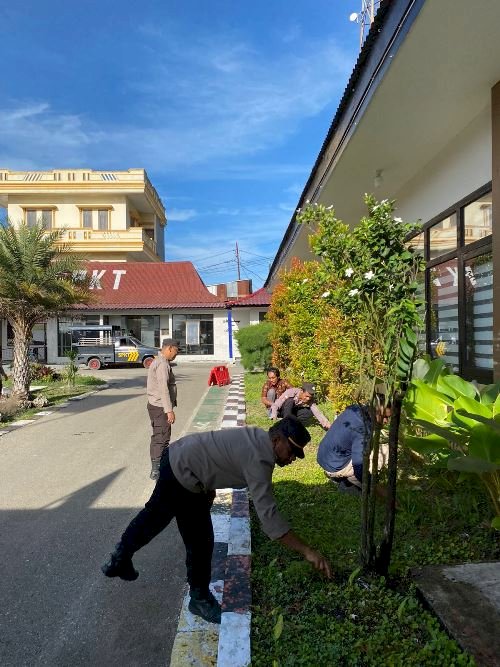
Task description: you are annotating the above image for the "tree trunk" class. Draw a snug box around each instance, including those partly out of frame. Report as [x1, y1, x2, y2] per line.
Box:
[375, 393, 403, 576]
[11, 317, 34, 400]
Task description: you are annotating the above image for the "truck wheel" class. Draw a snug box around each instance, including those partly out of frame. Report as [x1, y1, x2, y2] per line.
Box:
[143, 356, 154, 369]
[87, 357, 102, 371]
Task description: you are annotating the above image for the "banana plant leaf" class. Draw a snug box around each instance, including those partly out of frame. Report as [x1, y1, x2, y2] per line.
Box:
[404, 433, 451, 455]
[423, 358, 449, 386]
[411, 419, 468, 446]
[437, 374, 478, 401]
[469, 425, 500, 464]
[447, 456, 500, 474]
[451, 396, 492, 430]
[454, 410, 500, 433]
[480, 382, 500, 406]
[412, 357, 430, 380]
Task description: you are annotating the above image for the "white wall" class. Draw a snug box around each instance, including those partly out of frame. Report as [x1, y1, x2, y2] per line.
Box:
[396, 106, 492, 223]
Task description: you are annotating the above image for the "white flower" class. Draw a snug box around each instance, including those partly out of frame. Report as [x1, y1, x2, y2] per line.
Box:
[364, 271, 375, 280]
[302, 278, 309, 283]
[348, 288, 359, 296]
[326, 205, 334, 210]
[321, 291, 330, 298]
[389, 284, 394, 291]
[345, 268, 354, 277]
[313, 202, 318, 206]
[394, 216, 403, 223]
[305, 199, 310, 204]
[380, 199, 388, 204]
[296, 208, 302, 214]
[350, 614, 358, 620]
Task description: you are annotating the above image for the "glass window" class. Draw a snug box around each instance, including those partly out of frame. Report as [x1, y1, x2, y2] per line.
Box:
[26, 210, 37, 227]
[464, 192, 492, 245]
[429, 214, 457, 259]
[41, 210, 52, 229]
[464, 252, 493, 370]
[57, 316, 98, 356]
[82, 210, 93, 228]
[259, 312, 267, 322]
[173, 314, 214, 354]
[429, 259, 459, 372]
[408, 232, 425, 255]
[98, 209, 109, 231]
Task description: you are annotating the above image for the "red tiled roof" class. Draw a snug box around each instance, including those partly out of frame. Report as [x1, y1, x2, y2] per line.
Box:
[73, 261, 226, 310]
[229, 287, 271, 307]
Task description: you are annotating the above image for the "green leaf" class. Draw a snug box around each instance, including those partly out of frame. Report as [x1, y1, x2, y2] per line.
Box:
[451, 397, 493, 431]
[423, 359, 448, 386]
[437, 375, 478, 401]
[273, 613, 284, 641]
[455, 410, 500, 433]
[447, 456, 500, 474]
[405, 381, 454, 425]
[493, 393, 500, 419]
[469, 425, 500, 464]
[480, 383, 500, 406]
[404, 433, 451, 455]
[348, 567, 361, 587]
[491, 517, 500, 530]
[411, 420, 467, 446]
[412, 358, 430, 380]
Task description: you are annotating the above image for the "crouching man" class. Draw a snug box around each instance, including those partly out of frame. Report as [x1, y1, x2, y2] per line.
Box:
[317, 400, 391, 494]
[102, 416, 332, 624]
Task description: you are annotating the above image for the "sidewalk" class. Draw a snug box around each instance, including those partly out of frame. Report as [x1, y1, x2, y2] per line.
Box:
[170, 374, 251, 667]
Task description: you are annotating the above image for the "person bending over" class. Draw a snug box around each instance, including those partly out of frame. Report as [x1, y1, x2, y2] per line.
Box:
[271, 382, 331, 430]
[317, 399, 391, 494]
[102, 417, 332, 624]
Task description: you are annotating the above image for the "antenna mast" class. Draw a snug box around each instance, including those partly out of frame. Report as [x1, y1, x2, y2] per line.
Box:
[349, 1, 381, 49]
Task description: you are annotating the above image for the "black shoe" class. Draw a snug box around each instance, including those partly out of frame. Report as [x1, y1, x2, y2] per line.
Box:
[188, 591, 221, 624]
[150, 458, 161, 481]
[101, 546, 139, 581]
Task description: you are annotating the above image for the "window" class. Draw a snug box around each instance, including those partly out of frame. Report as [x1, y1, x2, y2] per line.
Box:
[25, 208, 53, 229]
[172, 314, 214, 355]
[464, 252, 493, 372]
[82, 210, 93, 229]
[464, 193, 492, 244]
[429, 213, 457, 259]
[406, 185, 493, 381]
[429, 259, 459, 372]
[80, 208, 110, 230]
[259, 312, 267, 322]
[98, 209, 109, 230]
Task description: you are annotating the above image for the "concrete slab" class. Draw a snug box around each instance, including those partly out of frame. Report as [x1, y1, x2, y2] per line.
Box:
[413, 562, 500, 667]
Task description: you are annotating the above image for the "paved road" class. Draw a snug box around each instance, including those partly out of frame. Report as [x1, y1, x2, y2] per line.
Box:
[0, 363, 219, 667]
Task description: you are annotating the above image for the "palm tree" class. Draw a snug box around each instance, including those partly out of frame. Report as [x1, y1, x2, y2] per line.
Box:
[0, 221, 92, 399]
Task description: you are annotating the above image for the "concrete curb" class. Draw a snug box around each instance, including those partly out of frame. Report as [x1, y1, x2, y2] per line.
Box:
[170, 374, 251, 667]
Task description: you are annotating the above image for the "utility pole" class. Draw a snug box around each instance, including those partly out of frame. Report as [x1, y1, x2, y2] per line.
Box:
[349, 1, 381, 49]
[235, 242, 241, 281]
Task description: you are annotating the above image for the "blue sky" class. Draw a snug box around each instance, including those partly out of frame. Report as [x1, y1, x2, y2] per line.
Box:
[0, 1, 361, 288]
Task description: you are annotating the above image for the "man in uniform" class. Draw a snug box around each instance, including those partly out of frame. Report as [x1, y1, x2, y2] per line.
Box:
[146, 338, 179, 481]
[102, 416, 332, 624]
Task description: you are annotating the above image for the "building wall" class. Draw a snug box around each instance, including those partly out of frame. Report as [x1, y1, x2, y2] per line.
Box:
[396, 106, 491, 224]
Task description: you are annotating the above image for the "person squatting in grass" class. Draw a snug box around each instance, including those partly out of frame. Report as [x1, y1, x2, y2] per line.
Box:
[317, 396, 392, 495]
[102, 416, 332, 624]
[261, 366, 290, 416]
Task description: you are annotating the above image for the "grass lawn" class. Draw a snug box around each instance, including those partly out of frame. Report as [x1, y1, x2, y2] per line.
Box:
[0, 374, 106, 425]
[245, 372, 499, 666]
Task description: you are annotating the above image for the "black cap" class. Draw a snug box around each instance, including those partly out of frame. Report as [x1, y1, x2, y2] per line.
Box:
[301, 382, 316, 397]
[162, 338, 179, 348]
[276, 416, 311, 458]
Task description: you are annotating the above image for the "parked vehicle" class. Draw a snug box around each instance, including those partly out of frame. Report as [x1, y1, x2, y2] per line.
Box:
[69, 325, 158, 370]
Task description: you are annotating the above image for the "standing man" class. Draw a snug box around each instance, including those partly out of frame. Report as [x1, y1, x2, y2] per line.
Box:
[271, 382, 331, 430]
[146, 338, 179, 481]
[102, 417, 332, 624]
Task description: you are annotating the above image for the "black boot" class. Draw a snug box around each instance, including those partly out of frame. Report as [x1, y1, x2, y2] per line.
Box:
[188, 590, 222, 624]
[101, 543, 139, 581]
[150, 458, 161, 481]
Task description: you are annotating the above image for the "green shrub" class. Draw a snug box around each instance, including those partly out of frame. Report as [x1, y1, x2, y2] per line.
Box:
[29, 363, 60, 383]
[234, 321, 273, 370]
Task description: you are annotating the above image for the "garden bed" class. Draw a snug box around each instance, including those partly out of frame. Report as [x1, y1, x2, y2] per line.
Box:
[0, 375, 106, 425]
[245, 372, 498, 666]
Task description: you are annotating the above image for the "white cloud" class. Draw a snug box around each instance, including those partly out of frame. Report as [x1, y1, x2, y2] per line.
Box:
[167, 208, 198, 222]
[0, 32, 353, 175]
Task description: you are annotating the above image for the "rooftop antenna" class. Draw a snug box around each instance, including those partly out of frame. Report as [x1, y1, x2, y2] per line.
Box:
[349, 1, 381, 49]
